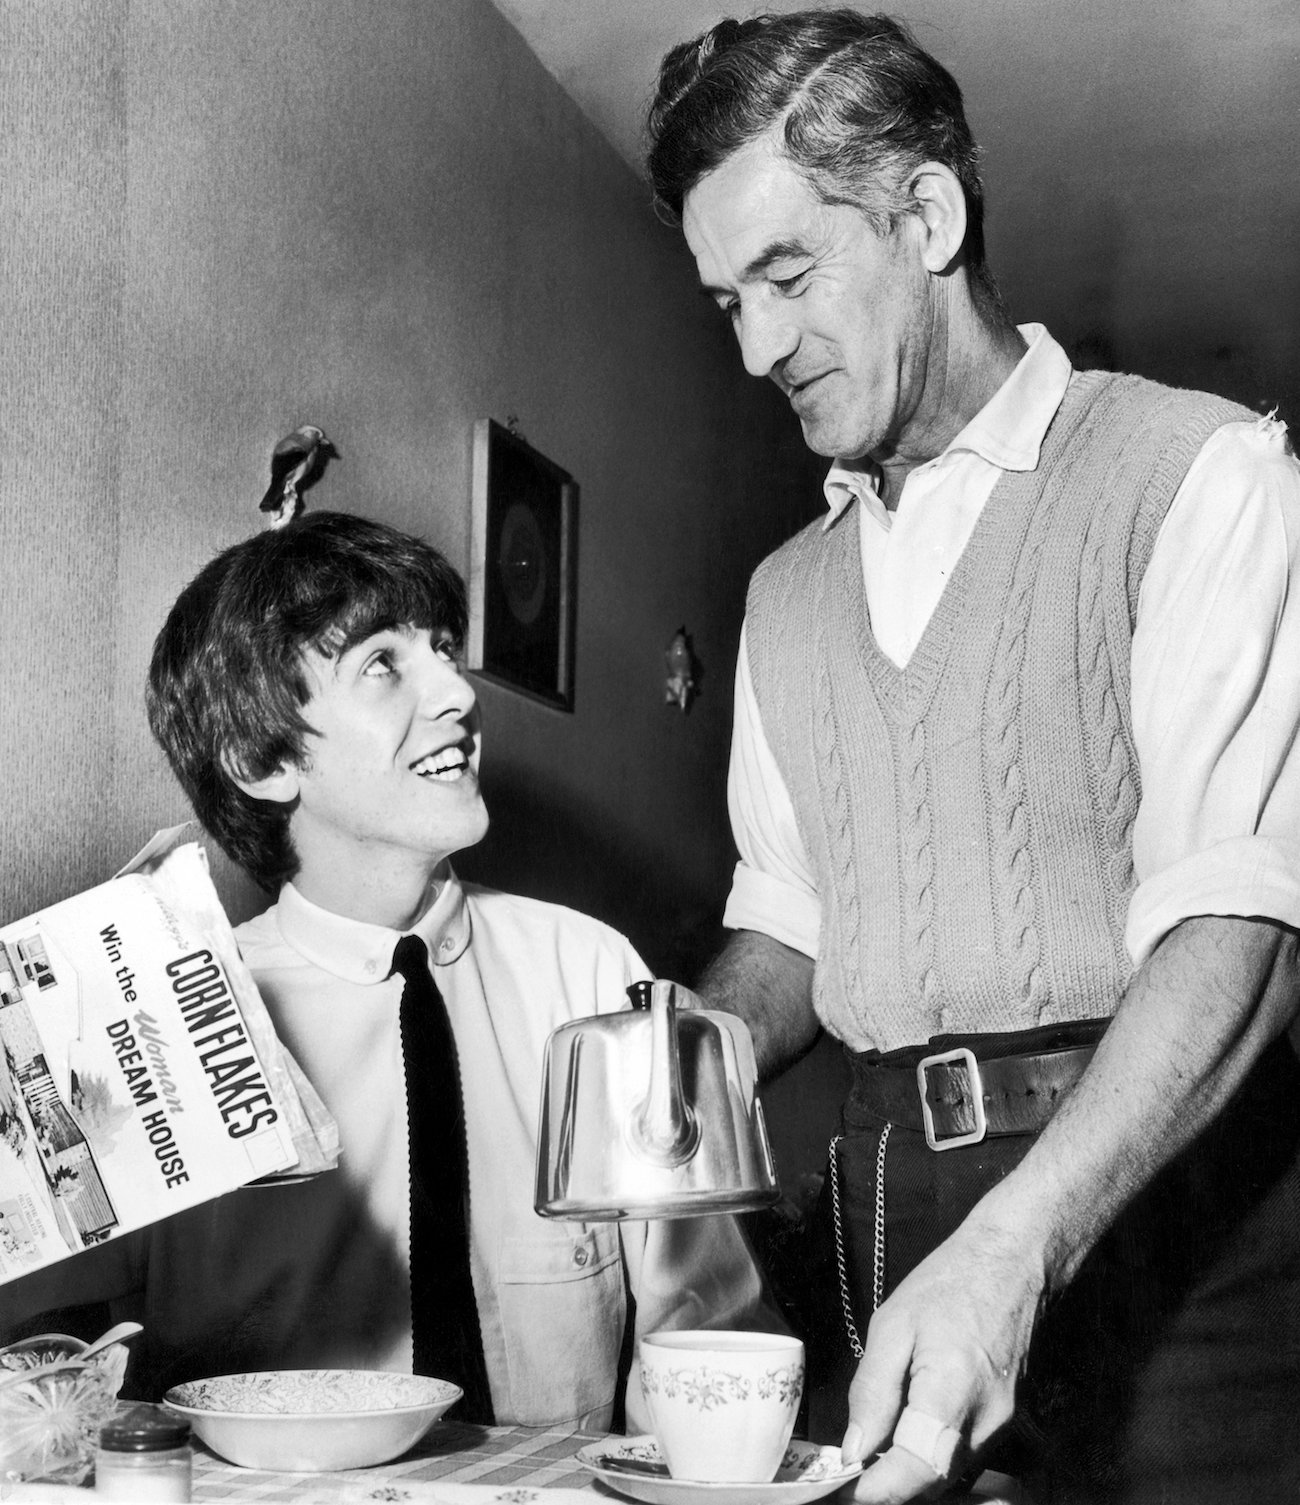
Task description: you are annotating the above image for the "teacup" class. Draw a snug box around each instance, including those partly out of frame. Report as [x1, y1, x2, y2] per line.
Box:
[639, 1330, 804, 1483]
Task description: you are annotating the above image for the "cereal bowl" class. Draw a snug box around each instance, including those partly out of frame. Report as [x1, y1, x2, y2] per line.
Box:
[162, 1369, 462, 1471]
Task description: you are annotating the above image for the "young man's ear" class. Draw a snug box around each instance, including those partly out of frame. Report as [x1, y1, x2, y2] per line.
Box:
[224, 757, 301, 805]
[908, 161, 968, 274]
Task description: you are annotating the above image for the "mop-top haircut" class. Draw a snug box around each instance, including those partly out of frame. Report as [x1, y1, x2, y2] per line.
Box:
[146, 510, 468, 891]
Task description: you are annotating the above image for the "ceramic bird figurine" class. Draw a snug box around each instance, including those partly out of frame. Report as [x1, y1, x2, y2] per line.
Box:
[664, 626, 698, 713]
[258, 425, 338, 528]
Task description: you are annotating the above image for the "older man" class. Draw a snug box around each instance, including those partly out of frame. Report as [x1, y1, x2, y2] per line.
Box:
[647, 11, 1300, 1504]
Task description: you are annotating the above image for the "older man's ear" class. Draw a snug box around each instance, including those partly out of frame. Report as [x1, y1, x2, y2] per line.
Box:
[908, 162, 969, 275]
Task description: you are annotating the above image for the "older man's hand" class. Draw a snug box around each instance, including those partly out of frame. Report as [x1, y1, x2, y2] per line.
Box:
[841, 1214, 1045, 1504]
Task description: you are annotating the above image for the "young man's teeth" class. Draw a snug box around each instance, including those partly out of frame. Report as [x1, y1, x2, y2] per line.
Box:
[415, 751, 467, 780]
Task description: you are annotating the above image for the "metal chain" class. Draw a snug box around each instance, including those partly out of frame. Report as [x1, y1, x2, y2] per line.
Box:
[871, 1122, 891, 1314]
[828, 1123, 891, 1361]
[827, 1133, 863, 1358]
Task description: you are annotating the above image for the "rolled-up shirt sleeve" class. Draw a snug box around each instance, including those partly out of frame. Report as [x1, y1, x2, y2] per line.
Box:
[1128, 416, 1300, 965]
[722, 622, 821, 958]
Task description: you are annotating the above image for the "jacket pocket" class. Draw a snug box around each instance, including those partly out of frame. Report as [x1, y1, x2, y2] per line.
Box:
[497, 1227, 623, 1425]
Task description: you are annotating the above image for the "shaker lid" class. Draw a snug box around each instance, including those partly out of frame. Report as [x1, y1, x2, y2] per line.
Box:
[100, 1402, 191, 1451]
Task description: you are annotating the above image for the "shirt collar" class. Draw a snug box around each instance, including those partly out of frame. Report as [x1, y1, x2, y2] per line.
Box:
[821, 323, 1072, 525]
[273, 862, 473, 985]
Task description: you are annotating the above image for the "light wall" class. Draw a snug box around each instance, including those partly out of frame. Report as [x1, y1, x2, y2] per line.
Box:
[1, 0, 835, 1177]
[1, 0, 820, 939]
[1, 1, 127, 910]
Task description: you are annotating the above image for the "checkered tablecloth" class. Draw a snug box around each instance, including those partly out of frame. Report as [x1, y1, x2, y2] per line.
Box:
[191, 1421, 607, 1502]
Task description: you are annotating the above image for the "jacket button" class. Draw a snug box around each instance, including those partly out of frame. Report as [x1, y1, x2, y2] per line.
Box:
[573, 1246, 589, 1267]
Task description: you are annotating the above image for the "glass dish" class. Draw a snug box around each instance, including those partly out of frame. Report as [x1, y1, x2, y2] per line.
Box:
[0, 1331, 131, 1486]
[0, 1357, 120, 1485]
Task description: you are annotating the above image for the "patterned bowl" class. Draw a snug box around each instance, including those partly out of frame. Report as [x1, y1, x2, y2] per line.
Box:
[162, 1369, 463, 1471]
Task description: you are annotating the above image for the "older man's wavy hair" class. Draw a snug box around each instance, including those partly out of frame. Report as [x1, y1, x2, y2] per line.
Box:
[645, 9, 1001, 314]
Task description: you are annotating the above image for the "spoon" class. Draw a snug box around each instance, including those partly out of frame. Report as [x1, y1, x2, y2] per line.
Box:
[597, 1455, 671, 1477]
[79, 1321, 143, 1361]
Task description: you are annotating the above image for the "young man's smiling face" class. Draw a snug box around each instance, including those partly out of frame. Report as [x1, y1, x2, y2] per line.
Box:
[266, 623, 488, 913]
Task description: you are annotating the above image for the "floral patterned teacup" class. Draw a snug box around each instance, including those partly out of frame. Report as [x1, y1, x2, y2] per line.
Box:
[639, 1330, 804, 1482]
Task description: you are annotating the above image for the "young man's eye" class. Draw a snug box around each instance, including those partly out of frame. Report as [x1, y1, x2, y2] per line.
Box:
[434, 638, 462, 664]
[362, 650, 396, 677]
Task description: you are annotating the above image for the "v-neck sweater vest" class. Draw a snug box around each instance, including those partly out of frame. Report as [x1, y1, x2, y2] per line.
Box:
[747, 370, 1256, 1050]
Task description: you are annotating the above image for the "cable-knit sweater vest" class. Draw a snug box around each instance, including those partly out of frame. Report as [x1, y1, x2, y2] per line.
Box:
[746, 370, 1257, 1051]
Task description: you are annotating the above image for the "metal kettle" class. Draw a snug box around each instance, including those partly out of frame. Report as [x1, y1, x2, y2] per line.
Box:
[534, 979, 780, 1220]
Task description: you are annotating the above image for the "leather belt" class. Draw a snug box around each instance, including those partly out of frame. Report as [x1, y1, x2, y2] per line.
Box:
[850, 1038, 1101, 1150]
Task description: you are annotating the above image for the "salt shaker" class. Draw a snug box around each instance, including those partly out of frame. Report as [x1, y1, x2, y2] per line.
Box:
[96, 1403, 192, 1502]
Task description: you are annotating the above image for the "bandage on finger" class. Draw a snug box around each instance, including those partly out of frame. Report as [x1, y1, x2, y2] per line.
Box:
[892, 1405, 963, 1477]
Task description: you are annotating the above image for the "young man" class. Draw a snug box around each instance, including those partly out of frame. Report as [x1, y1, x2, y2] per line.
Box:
[4, 510, 770, 1429]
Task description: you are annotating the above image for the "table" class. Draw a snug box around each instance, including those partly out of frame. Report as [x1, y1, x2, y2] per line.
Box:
[192, 1422, 607, 1501]
[190, 1424, 1025, 1504]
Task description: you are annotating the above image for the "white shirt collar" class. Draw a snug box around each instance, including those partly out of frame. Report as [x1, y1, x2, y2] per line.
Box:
[273, 862, 473, 984]
[822, 323, 1073, 525]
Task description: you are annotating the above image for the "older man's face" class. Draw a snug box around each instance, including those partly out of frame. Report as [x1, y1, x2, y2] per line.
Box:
[683, 129, 936, 463]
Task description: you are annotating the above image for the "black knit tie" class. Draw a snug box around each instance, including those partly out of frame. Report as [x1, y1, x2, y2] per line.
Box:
[391, 934, 493, 1422]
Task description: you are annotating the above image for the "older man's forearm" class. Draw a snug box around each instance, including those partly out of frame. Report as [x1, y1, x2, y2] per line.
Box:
[842, 912, 1300, 1498]
[971, 911, 1300, 1290]
[695, 928, 820, 1080]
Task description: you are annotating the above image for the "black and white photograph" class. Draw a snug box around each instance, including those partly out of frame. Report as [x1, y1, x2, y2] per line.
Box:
[1, 3, 1297, 1502]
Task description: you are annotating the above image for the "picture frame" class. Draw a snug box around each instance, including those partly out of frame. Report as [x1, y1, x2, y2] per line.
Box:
[467, 419, 579, 711]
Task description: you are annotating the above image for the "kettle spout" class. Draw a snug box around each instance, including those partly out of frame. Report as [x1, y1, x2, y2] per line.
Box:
[630, 981, 700, 1167]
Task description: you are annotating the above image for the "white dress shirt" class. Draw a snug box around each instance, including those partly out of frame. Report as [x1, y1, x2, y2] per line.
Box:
[725, 326, 1300, 1032]
[4, 868, 770, 1428]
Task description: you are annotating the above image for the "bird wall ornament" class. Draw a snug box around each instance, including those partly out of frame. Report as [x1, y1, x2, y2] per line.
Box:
[664, 626, 699, 713]
[258, 424, 339, 528]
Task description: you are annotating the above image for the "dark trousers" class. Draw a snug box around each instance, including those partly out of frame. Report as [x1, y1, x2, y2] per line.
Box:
[803, 1033, 1300, 1504]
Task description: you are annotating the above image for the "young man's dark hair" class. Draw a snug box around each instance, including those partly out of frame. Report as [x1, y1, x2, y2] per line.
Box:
[645, 8, 1000, 315]
[146, 511, 467, 892]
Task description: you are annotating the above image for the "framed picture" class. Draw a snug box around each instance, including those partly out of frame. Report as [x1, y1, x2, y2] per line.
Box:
[467, 419, 579, 711]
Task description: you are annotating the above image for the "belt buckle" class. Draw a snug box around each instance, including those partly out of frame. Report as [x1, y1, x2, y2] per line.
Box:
[916, 1046, 987, 1151]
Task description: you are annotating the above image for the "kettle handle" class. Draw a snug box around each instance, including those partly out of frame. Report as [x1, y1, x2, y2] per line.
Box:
[628, 980, 700, 1166]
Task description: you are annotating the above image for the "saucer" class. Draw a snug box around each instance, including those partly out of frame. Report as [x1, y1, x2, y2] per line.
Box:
[577, 1436, 861, 1505]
